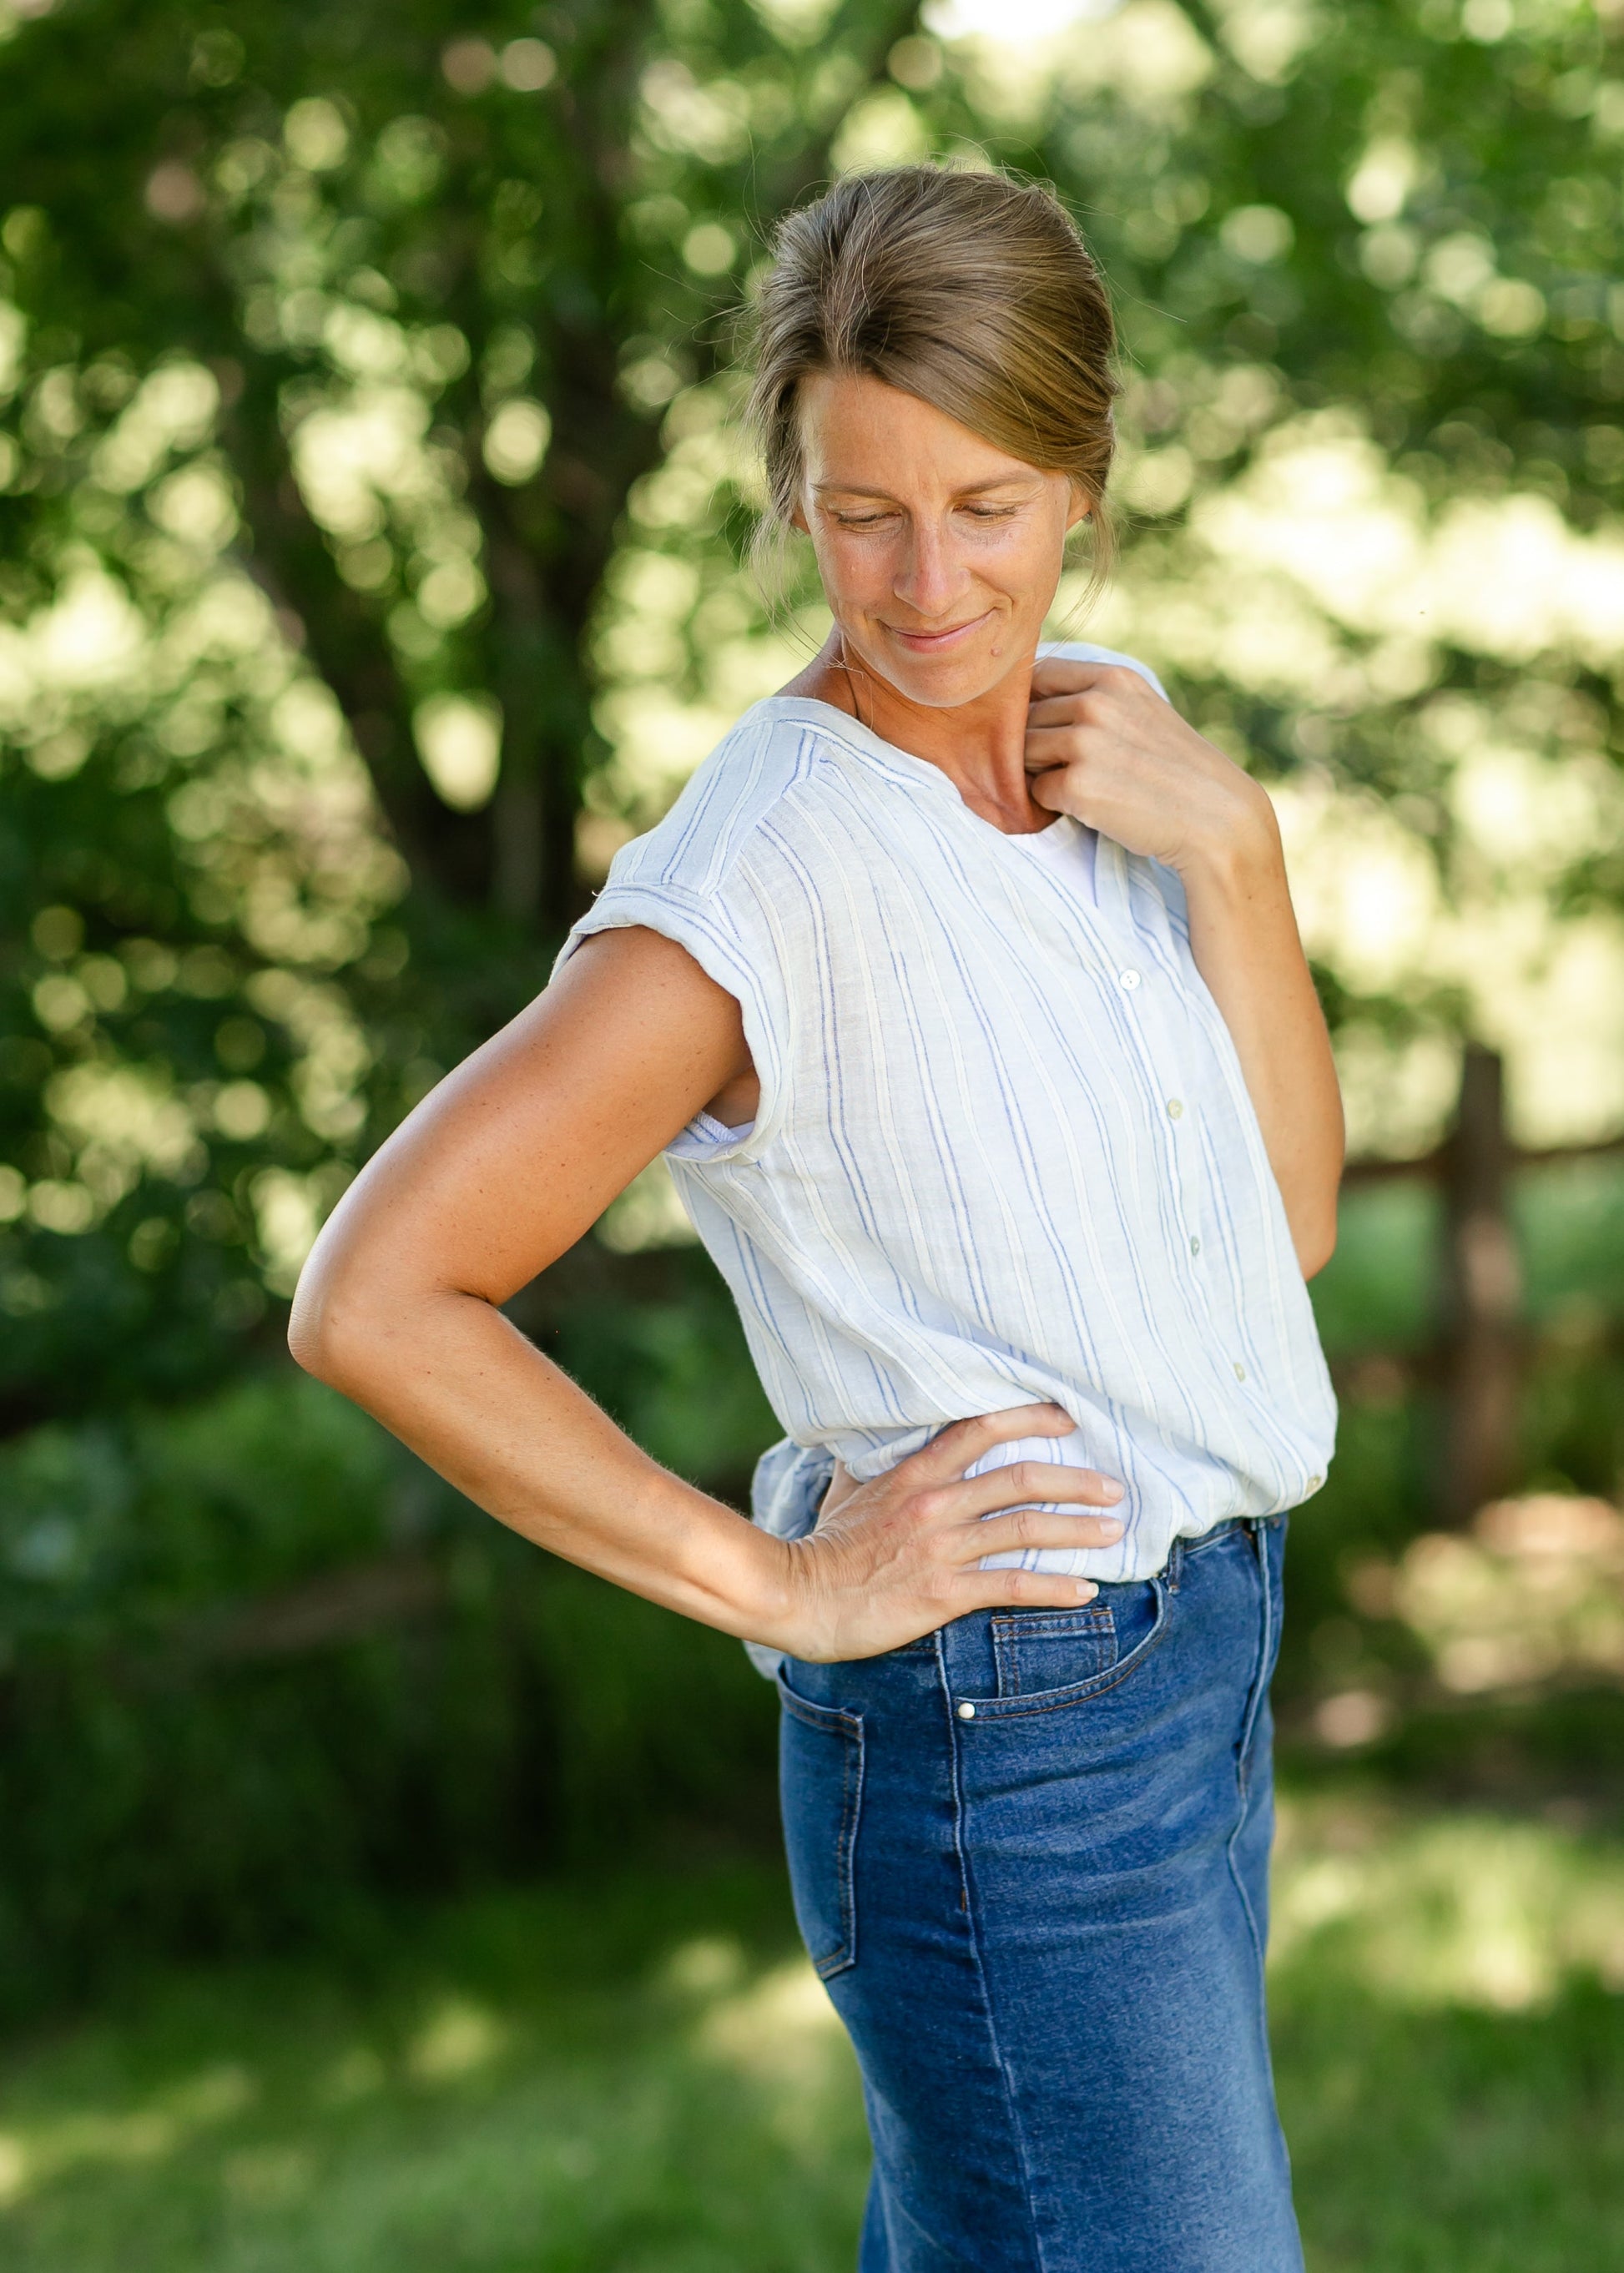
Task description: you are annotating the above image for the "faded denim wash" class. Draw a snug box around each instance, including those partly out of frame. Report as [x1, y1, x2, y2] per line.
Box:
[777, 1514, 1302, 2273]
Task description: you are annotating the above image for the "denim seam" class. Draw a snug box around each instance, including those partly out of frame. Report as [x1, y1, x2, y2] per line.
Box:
[775, 1674, 865, 1978]
[1179, 1514, 1253, 1565]
[937, 1625, 1051, 2273]
[1223, 1522, 1273, 1998]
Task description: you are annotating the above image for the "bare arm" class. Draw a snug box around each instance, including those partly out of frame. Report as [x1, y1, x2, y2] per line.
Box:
[1026, 659, 1344, 1277]
[289, 925, 1127, 1659]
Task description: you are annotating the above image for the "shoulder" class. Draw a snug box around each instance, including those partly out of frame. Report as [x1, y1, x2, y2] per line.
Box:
[604, 698, 835, 904]
[1036, 638, 1170, 704]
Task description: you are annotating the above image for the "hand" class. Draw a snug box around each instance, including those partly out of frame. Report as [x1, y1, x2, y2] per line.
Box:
[774, 1404, 1126, 1663]
[1025, 658, 1274, 878]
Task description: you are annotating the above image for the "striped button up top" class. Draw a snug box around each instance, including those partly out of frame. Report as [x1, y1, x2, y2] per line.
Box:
[560, 642, 1337, 1591]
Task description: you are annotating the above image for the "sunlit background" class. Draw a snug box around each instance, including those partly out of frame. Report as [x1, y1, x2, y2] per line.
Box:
[2, 0, 1622, 2265]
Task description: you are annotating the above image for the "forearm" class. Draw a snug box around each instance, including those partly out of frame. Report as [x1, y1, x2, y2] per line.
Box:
[1179, 799, 1344, 1273]
[292, 1283, 797, 1642]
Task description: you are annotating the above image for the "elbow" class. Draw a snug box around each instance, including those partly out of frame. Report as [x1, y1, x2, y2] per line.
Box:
[1295, 1208, 1338, 1282]
[287, 1263, 377, 1394]
[286, 1272, 339, 1385]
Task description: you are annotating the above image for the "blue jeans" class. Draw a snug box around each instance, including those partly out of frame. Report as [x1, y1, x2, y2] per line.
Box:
[777, 1515, 1300, 2273]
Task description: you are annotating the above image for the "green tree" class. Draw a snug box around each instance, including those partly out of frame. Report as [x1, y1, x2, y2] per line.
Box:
[0, 0, 918, 1429]
[3, 0, 1621, 1443]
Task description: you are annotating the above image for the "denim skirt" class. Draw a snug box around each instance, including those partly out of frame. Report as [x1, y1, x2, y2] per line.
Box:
[776, 1514, 1301, 2273]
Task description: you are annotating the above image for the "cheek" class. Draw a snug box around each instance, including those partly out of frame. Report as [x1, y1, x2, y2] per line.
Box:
[975, 520, 1065, 598]
[811, 531, 891, 605]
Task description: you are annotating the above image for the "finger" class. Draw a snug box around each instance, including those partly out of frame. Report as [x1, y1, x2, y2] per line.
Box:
[956, 1569, 1101, 1613]
[961, 1508, 1124, 1561]
[1029, 658, 1122, 697]
[1026, 693, 1098, 731]
[1021, 742, 1077, 776]
[910, 1405, 1074, 1485]
[951, 1459, 1123, 1519]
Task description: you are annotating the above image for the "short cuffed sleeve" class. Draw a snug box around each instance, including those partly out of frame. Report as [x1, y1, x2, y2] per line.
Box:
[554, 877, 787, 1162]
[551, 710, 817, 1160]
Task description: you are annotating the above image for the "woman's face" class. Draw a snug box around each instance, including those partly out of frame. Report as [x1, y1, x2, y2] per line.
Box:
[791, 370, 1087, 711]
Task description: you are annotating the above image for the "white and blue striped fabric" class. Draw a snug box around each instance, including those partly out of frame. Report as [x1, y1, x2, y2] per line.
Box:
[558, 642, 1337, 1625]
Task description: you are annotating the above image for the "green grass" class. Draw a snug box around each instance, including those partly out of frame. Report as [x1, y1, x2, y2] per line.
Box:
[3, 1797, 1623, 2271]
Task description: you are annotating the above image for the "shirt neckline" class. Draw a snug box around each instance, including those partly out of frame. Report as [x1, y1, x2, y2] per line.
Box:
[748, 692, 1129, 923]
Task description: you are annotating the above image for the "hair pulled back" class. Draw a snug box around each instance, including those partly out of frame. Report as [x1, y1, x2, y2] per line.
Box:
[746, 164, 1122, 593]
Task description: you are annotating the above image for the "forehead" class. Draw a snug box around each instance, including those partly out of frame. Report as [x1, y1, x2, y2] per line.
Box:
[797, 369, 1041, 488]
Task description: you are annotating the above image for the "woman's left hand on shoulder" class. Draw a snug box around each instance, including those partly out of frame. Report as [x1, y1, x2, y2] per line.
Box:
[1025, 658, 1276, 876]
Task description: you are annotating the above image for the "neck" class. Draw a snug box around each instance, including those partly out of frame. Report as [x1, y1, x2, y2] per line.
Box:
[784, 629, 1052, 836]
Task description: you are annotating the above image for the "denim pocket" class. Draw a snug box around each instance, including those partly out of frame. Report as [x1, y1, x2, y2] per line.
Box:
[776, 1666, 865, 1979]
[964, 1577, 1168, 1719]
[991, 1604, 1117, 1699]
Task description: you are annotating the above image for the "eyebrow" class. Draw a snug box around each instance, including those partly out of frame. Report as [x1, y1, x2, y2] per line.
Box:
[812, 474, 1040, 501]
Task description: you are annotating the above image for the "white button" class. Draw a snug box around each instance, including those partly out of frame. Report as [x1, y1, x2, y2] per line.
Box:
[1189, 1234, 1201, 1256]
[1117, 968, 1142, 991]
[1307, 1473, 1323, 1491]
[1233, 1361, 1247, 1382]
[956, 1701, 976, 1721]
[1166, 1098, 1183, 1120]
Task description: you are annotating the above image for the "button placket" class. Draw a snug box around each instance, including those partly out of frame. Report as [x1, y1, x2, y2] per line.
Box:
[1107, 928, 1225, 1339]
[1162, 1096, 1202, 1263]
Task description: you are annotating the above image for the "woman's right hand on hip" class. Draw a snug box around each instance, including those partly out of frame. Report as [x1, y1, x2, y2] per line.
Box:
[776, 1404, 1124, 1662]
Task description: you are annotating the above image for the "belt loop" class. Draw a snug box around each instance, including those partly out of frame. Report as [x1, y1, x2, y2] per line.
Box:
[1166, 1535, 1184, 1593]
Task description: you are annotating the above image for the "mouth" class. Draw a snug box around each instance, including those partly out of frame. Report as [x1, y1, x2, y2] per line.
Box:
[884, 611, 992, 654]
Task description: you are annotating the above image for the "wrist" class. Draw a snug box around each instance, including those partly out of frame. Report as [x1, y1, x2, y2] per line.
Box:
[621, 1472, 810, 1648]
[737, 1530, 833, 1659]
[1177, 782, 1281, 890]
[676, 1494, 821, 1656]
[735, 1525, 807, 1652]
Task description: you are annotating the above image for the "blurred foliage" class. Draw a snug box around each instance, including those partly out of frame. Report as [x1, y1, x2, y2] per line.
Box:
[0, 0, 917, 1427]
[1, 0, 1622, 2004]
[0, 1255, 778, 2016]
[2, 0, 1622, 1419]
[1, 1167, 1620, 2012]
[4, 1821, 1624, 2270]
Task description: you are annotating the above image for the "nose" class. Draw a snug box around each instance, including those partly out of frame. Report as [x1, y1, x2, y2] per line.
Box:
[893, 517, 968, 621]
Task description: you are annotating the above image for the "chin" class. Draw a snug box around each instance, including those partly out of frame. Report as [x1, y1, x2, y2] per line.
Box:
[875, 634, 1019, 710]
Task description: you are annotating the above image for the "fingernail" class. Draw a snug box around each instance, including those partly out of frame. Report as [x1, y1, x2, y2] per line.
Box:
[1097, 1519, 1124, 1540]
[1102, 1479, 1124, 1502]
[1074, 1580, 1097, 1600]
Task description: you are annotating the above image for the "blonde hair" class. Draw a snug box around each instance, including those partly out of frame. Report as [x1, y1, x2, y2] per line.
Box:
[745, 163, 1122, 602]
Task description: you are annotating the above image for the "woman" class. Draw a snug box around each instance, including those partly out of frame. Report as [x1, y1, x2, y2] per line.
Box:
[291, 164, 1341, 2272]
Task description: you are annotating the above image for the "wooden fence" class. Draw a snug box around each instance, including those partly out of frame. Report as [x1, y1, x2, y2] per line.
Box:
[1343, 1043, 1624, 1524]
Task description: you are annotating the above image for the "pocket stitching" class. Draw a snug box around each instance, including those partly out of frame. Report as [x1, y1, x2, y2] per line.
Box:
[963, 1578, 1170, 1720]
[989, 1607, 1115, 1640]
[991, 1605, 1116, 1697]
[776, 1672, 864, 1978]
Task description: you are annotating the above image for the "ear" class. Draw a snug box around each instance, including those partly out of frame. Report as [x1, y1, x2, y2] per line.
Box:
[1065, 480, 1093, 534]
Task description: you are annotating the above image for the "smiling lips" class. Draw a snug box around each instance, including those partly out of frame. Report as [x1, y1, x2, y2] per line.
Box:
[885, 611, 991, 653]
